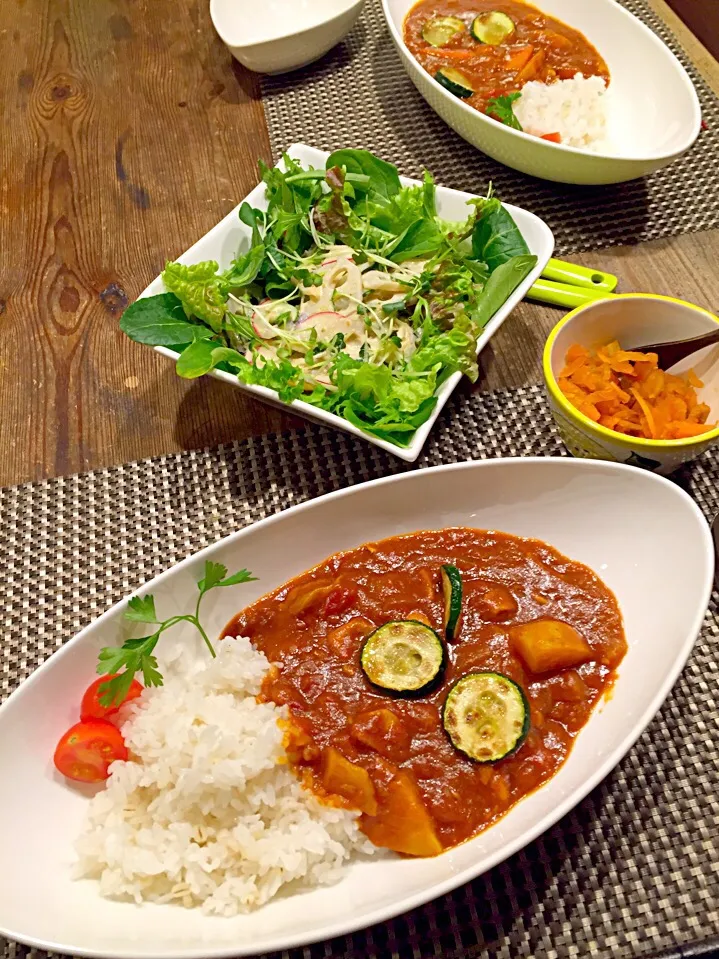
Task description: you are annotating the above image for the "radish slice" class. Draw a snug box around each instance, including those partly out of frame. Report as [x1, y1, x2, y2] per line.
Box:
[321, 257, 354, 267]
[252, 311, 278, 340]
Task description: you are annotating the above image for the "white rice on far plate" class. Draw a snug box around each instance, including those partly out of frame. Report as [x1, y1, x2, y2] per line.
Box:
[513, 73, 609, 151]
[75, 638, 376, 916]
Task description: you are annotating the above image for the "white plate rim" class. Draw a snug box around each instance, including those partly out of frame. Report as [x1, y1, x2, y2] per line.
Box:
[381, 0, 702, 163]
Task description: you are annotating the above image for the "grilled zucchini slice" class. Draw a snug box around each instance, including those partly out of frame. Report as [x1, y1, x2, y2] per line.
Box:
[435, 67, 474, 98]
[422, 15, 465, 47]
[443, 671, 529, 762]
[440, 564, 463, 641]
[471, 11, 516, 45]
[361, 621, 445, 694]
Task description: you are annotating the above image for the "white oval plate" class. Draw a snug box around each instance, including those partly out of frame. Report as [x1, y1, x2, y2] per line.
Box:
[382, 0, 701, 185]
[0, 458, 712, 958]
[142, 144, 553, 463]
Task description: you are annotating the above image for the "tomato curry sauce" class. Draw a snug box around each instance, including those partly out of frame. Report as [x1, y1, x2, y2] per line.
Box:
[225, 529, 626, 856]
[404, 0, 609, 114]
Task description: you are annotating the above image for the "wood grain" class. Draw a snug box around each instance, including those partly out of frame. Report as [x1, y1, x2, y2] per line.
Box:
[1, 0, 719, 487]
[0, 0, 296, 488]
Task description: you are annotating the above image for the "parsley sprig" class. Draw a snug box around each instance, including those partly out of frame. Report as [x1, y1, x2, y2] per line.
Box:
[97, 561, 256, 707]
[486, 93, 523, 131]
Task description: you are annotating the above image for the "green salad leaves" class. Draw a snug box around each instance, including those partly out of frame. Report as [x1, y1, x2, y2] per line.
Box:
[120, 149, 537, 447]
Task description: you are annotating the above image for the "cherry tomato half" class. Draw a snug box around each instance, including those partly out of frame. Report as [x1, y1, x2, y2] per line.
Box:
[80, 675, 143, 722]
[54, 720, 128, 783]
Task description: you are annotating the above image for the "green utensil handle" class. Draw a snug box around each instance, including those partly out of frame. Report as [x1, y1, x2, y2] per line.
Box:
[527, 278, 617, 309]
[542, 258, 618, 293]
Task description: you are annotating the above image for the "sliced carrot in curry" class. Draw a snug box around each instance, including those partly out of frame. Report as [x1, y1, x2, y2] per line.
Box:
[506, 44, 534, 72]
[517, 48, 546, 83]
[558, 339, 715, 441]
[422, 47, 477, 60]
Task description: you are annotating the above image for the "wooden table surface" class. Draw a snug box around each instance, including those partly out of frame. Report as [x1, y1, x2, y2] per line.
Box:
[1, 0, 718, 489]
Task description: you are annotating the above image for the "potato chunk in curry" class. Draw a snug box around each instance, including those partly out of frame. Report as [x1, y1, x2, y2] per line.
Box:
[321, 747, 378, 816]
[361, 770, 443, 857]
[510, 619, 592, 675]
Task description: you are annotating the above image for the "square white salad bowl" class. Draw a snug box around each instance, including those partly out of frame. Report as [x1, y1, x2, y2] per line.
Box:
[0, 458, 713, 958]
[141, 144, 553, 461]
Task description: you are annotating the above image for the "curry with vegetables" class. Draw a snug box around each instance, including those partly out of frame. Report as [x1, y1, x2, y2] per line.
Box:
[404, 0, 609, 115]
[226, 528, 627, 856]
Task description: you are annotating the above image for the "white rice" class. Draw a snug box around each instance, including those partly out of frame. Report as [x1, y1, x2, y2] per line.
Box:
[75, 638, 375, 916]
[514, 74, 609, 151]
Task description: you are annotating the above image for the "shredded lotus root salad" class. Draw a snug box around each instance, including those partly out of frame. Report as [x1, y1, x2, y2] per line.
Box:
[120, 149, 537, 447]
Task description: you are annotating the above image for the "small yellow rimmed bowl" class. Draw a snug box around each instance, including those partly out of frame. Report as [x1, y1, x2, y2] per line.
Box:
[543, 294, 719, 475]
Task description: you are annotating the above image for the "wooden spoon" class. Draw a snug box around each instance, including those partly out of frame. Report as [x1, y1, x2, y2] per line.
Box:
[632, 328, 719, 369]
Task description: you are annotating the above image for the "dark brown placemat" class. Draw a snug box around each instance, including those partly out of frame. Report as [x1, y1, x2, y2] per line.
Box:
[260, 0, 719, 255]
[2, 384, 719, 959]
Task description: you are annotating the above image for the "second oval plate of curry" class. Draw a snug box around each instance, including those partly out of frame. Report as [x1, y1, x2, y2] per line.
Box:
[383, 0, 701, 184]
[0, 459, 713, 959]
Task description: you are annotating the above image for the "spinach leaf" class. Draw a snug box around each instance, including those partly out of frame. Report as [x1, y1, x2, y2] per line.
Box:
[210, 346, 248, 370]
[470, 253, 538, 329]
[176, 338, 221, 378]
[162, 261, 227, 330]
[389, 218, 443, 263]
[239, 202, 263, 230]
[175, 341, 251, 379]
[471, 199, 530, 272]
[120, 293, 210, 346]
[326, 149, 401, 200]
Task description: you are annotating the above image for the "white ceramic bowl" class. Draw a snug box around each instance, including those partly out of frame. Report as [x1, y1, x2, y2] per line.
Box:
[0, 458, 713, 958]
[210, 0, 365, 74]
[143, 143, 553, 462]
[544, 294, 719, 474]
[382, 0, 701, 185]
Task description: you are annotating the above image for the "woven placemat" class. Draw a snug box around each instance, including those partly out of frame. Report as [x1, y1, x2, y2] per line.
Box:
[2, 384, 719, 959]
[260, 0, 719, 255]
